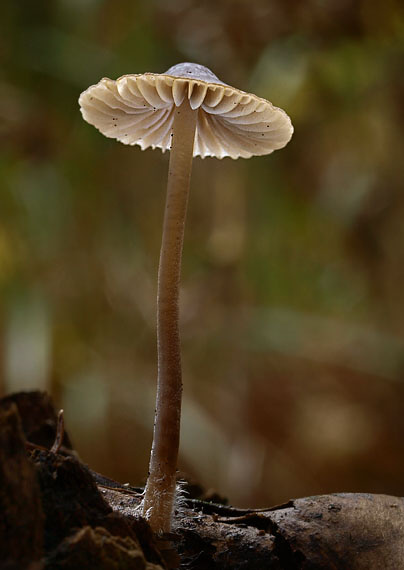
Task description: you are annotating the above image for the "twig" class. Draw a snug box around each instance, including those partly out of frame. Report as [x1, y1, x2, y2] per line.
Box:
[50, 409, 65, 454]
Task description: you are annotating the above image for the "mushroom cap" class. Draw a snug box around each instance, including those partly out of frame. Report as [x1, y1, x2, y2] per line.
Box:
[79, 62, 293, 159]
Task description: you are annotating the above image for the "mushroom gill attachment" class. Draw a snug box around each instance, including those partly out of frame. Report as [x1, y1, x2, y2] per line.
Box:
[79, 62, 293, 159]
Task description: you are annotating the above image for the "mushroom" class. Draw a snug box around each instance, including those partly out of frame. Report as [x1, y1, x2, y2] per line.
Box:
[79, 62, 293, 534]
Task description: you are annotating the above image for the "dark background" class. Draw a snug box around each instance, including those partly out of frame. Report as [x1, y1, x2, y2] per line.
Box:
[1, 0, 404, 508]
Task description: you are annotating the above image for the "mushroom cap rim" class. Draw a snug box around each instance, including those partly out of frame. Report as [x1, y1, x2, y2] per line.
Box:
[79, 68, 294, 159]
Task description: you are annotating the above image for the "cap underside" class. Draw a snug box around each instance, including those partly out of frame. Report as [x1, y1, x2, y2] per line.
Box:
[79, 71, 293, 159]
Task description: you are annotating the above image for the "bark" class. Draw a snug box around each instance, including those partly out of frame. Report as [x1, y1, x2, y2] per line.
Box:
[0, 403, 43, 569]
[1, 391, 403, 569]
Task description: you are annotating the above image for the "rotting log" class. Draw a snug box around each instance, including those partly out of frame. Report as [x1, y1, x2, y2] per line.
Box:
[1, 391, 404, 569]
[0, 403, 43, 569]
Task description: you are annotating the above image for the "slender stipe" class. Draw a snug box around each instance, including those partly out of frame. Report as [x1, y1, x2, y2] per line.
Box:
[142, 99, 198, 533]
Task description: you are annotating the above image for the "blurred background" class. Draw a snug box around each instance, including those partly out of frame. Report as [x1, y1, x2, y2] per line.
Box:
[1, 0, 404, 508]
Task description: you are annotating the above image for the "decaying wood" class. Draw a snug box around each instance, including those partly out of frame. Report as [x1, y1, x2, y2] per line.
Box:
[103, 484, 404, 569]
[1, 391, 404, 569]
[0, 403, 43, 569]
[0, 391, 73, 452]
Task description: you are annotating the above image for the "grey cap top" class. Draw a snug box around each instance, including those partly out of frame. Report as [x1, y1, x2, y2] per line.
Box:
[79, 62, 293, 159]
